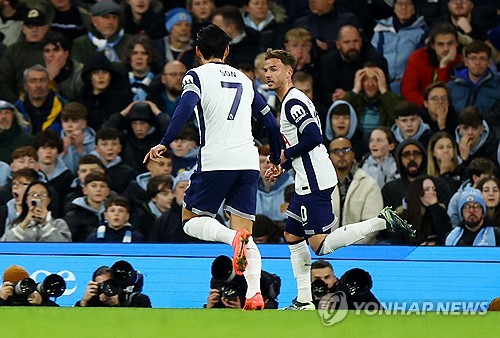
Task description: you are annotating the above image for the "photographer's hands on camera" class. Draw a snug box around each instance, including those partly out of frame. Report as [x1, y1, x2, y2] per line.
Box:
[0, 282, 44, 305]
[80, 281, 119, 307]
[206, 288, 242, 309]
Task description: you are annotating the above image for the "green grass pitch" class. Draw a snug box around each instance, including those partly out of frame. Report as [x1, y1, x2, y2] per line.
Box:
[0, 308, 497, 338]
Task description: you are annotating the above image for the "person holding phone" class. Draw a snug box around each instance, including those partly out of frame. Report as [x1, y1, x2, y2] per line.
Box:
[0, 181, 71, 242]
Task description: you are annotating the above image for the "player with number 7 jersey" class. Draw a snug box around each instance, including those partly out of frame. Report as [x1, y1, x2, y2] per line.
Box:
[144, 25, 283, 310]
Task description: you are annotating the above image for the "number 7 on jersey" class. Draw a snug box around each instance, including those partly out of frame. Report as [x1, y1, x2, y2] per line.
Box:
[221, 81, 242, 120]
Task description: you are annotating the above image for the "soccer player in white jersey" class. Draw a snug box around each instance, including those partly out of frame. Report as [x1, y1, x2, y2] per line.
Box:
[263, 49, 415, 310]
[144, 25, 282, 310]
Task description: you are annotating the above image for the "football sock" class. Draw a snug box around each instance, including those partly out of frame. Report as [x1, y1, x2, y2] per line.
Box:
[244, 237, 262, 298]
[183, 216, 235, 244]
[289, 240, 312, 303]
[317, 217, 385, 255]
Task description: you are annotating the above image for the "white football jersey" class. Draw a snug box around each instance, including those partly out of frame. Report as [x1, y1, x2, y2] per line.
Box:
[182, 63, 265, 171]
[280, 87, 337, 195]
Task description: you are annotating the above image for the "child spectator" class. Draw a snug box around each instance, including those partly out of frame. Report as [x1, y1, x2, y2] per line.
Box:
[0, 169, 39, 238]
[169, 124, 199, 177]
[85, 195, 145, 243]
[64, 171, 110, 242]
[253, 52, 276, 110]
[122, 153, 173, 213]
[131, 175, 174, 239]
[104, 101, 168, 173]
[60, 102, 96, 175]
[360, 126, 398, 188]
[391, 101, 431, 148]
[32, 130, 74, 206]
[92, 127, 137, 194]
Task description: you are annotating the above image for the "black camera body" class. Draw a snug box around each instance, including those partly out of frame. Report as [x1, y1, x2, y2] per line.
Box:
[98, 261, 143, 298]
[9, 274, 66, 305]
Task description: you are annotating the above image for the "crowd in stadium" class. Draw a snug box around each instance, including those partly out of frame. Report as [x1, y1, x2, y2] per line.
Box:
[1, 0, 500, 246]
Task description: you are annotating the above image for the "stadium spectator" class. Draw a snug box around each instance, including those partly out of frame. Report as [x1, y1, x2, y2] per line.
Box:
[91, 127, 137, 194]
[427, 131, 464, 193]
[154, 7, 196, 69]
[486, 26, 500, 70]
[0, 8, 51, 103]
[447, 157, 498, 228]
[42, 33, 84, 102]
[318, 25, 389, 106]
[169, 124, 199, 177]
[124, 35, 161, 102]
[392, 101, 432, 149]
[211, 5, 262, 66]
[64, 171, 110, 242]
[242, 0, 288, 49]
[64, 154, 106, 210]
[131, 174, 174, 239]
[75, 264, 151, 307]
[255, 144, 294, 225]
[59, 102, 95, 175]
[329, 137, 383, 244]
[371, 0, 428, 93]
[293, 0, 360, 52]
[148, 60, 187, 119]
[447, 41, 500, 136]
[78, 52, 133, 131]
[359, 126, 398, 189]
[252, 214, 283, 243]
[0, 1, 28, 48]
[104, 101, 168, 174]
[344, 63, 404, 141]
[283, 28, 317, 76]
[382, 139, 452, 210]
[0, 100, 32, 163]
[324, 100, 367, 162]
[16, 64, 65, 135]
[186, 0, 216, 40]
[0, 169, 39, 238]
[0, 265, 59, 306]
[292, 71, 327, 132]
[421, 81, 459, 135]
[122, 152, 173, 213]
[445, 187, 500, 246]
[441, 0, 497, 46]
[455, 106, 498, 165]
[122, 0, 166, 40]
[477, 175, 500, 227]
[253, 53, 277, 111]
[48, 0, 90, 44]
[85, 195, 145, 243]
[0, 181, 71, 242]
[395, 175, 452, 245]
[401, 22, 461, 106]
[71, 0, 132, 63]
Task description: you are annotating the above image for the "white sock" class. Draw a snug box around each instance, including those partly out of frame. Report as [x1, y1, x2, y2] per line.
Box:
[289, 240, 312, 303]
[183, 216, 236, 244]
[318, 217, 385, 255]
[244, 237, 261, 298]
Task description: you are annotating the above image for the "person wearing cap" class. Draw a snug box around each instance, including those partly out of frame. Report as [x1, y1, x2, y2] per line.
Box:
[0, 7, 52, 103]
[0, 100, 32, 163]
[0, 265, 59, 306]
[42, 32, 84, 102]
[71, 0, 133, 64]
[78, 52, 133, 130]
[104, 100, 168, 174]
[445, 187, 500, 246]
[153, 7, 196, 69]
[122, 0, 166, 40]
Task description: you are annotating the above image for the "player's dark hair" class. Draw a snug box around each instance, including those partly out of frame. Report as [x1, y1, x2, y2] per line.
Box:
[264, 48, 297, 69]
[196, 24, 232, 60]
[311, 260, 333, 271]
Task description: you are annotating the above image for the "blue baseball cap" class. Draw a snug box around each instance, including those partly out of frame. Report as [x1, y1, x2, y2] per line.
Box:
[165, 8, 192, 33]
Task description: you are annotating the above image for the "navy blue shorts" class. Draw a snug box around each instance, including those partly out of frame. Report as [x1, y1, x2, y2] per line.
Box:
[284, 187, 337, 238]
[184, 170, 259, 220]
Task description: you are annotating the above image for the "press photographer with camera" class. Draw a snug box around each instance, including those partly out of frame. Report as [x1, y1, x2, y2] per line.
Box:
[76, 261, 151, 307]
[0, 265, 65, 306]
[205, 255, 281, 309]
[310, 260, 381, 310]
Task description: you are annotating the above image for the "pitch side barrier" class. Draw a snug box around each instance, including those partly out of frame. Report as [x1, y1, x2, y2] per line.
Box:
[0, 244, 498, 309]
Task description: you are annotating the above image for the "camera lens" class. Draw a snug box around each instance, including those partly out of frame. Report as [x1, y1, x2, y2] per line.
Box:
[111, 261, 136, 287]
[38, 274, 66, 298]
[14, 278, 36, 296]
[311, 279, 328, 299]
[99, 279, 121, 297]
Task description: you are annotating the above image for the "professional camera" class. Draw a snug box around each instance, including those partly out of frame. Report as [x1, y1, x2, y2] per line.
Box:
[98, 260, 143, 297]
[312, 268, 373, 301]
[10, 274, 66, 305]
[13, 278, 36, 296]
[311, 278, 330, 300]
